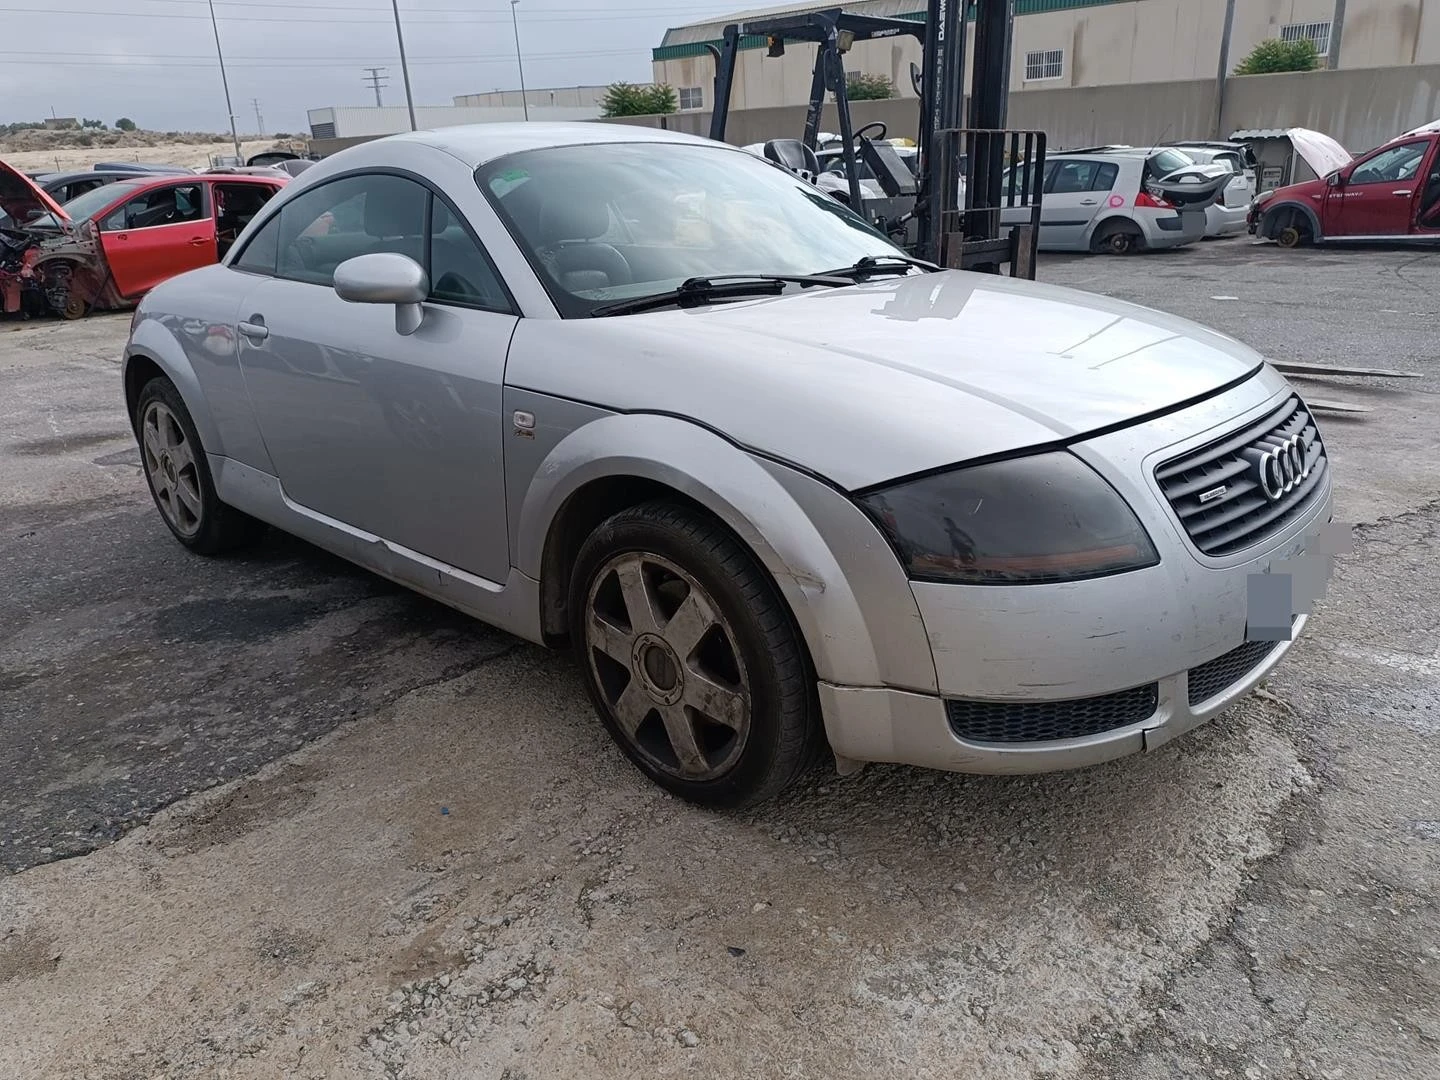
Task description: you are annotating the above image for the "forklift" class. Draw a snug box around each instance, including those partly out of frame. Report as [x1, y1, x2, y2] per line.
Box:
[706, 0, 1045, 278]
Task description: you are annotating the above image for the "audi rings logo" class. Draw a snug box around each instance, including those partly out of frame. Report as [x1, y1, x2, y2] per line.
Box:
[1256, 434, 1310, 501]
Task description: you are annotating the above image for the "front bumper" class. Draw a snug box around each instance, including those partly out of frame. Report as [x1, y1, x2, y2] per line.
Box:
[819, 613, 1307, 774]
[817, 374, 1336, 775]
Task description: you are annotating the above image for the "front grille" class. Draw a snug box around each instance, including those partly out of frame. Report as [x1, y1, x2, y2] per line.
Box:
[1187, 639, 1280, 705]
[946, 683, 1159, 744]
[1156, 395, 1327, 557]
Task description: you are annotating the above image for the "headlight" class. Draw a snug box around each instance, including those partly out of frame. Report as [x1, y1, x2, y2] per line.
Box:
[857, 451, 1160, 585]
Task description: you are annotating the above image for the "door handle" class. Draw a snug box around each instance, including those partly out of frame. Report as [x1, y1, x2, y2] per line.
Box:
[238, 318, 269, 341]
[1392, 189, 1413, 197]
[188, 236, 209, 246]
[1080, 198, 1098, 205]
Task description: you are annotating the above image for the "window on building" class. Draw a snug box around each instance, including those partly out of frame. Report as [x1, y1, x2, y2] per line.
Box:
[678, 86, 704, 110]
[1280, 21, 1331, 58]
[1024, 49, 1064, 81]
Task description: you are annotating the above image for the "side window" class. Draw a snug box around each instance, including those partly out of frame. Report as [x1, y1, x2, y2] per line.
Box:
[1350, 142, 1427, 185]
[1091, 162, 1119, 191]
[233, 212, 280, 274]
[275, 173, 428, 288]
[427, 197, 510, 311]
[1049, 161, 1099, 194]
[101, 183, 205, 231]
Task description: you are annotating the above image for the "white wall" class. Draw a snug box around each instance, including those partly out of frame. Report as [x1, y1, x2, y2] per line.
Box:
[655, 0, 1440, 109]
[311, 104, 601, 139]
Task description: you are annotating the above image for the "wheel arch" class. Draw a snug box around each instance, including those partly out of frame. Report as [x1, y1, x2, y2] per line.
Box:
[1086, 214, 1142, 250]
[515, 412, 933, 694]
[1258, 201, 1321, 242]
[122, 318, 222, 453]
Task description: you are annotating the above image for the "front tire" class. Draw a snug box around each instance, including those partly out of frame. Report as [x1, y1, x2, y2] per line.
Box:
[568, 501, 819, 808]
[135, 376, 265, 555]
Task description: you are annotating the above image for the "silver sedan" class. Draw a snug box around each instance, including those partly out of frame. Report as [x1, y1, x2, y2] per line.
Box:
[121, 123, 1335, 806]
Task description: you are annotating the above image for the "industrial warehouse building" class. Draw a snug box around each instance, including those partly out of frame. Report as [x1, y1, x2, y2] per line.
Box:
[652, 0, 1440, 113]
[640, 0, 1440, 163]
[307, 85, 610, 154]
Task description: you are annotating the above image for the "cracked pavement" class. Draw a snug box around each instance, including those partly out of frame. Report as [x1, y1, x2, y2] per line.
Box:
[1, 241, 1437, 1079]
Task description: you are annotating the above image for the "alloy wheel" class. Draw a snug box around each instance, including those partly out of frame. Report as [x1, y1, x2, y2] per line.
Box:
[141, 400, 204, 538]
[583, 551, 752, 782]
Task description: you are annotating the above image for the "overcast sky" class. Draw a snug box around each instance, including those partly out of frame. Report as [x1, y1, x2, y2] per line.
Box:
[0, 0, 737, 134]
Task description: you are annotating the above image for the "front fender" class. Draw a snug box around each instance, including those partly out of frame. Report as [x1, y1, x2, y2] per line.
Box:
[514, 412, 938, 694]
[124, 311, 223, 451]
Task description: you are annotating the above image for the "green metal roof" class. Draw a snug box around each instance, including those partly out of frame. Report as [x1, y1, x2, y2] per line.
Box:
[654, 0, 1144, 62]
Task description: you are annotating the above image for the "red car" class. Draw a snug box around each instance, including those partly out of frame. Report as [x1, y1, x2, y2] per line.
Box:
[1249, 121, 1440, 248]
[1, 163, 286, 318]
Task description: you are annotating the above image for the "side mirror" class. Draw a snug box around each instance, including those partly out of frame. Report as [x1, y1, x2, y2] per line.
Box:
[333, 252, 428, 335]
[1326, 170, 1346, 188]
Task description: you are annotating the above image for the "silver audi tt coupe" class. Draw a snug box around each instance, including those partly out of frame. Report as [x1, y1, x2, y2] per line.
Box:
[121, 123, 1334, 806]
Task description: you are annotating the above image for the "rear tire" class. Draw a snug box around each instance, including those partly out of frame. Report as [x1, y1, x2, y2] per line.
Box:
[135, 376, 265, 555]
[1093, 220, 1144, 255]
[568, 501, 820, 808]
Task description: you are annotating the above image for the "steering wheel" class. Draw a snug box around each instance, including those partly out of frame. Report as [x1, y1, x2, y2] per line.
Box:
[853, 121, 887, 143]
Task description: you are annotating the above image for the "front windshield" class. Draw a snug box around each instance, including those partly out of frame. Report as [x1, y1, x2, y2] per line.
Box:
[475, 141, 906, 318]
[29, 180, 148, 230]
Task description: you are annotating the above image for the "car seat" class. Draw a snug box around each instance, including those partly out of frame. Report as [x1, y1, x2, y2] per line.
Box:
[364, 188, 425, 264]
[536, 195, 632, 292]
[763, 139, 821, 183]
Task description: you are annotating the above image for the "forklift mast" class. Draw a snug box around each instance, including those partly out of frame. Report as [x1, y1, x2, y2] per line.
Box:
[705, 0, 1045, 278]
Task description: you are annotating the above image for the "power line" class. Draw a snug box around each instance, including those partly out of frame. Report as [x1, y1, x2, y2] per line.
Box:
[0, 4, 712, 23]
[251, 96, 264, 133]
[0, 47, 651, 67]
[362, 65, 389, 105]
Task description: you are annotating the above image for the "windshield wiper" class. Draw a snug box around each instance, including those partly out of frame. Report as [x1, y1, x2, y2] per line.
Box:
[589, 273, 851, 317]
[815, 254, 940, 280]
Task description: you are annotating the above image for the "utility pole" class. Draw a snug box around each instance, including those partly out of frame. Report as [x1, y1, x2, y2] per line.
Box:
[206, 0, 243, 160]
[510, 0, 530, 120]
[389, 0, 418, 131]
[363, 66, 389, 107]
[1328, 0, 1347, 69]
[1211, 0, 1237, 140]
[251, 97, 264, 136]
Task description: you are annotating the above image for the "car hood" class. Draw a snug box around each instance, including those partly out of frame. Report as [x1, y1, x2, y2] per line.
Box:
[0, 158, 69, 226]
[1287, 128, 1352, 178]
[511, 271, 1264, 490]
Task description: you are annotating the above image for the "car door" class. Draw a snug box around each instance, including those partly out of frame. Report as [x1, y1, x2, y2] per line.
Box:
[998, 158, 1057, 233]
[1411, 136, 1440, 234]
[1323, 139, 1431, 238]
[98, 181, 216, 296]
[1040, 158, 1108, 250]
[230, 170, 517, 583]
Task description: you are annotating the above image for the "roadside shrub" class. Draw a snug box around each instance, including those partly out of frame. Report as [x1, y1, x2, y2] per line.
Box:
[601, 82, 678, 117]
[846, 73, 895, 100]
[1234, 37, 1320, 75]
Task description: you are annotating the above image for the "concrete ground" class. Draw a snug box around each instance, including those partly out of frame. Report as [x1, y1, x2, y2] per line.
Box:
[0, 239, 1436, 1080]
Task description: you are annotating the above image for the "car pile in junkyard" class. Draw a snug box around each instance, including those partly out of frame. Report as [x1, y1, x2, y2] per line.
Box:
[2, 155, 292, 319]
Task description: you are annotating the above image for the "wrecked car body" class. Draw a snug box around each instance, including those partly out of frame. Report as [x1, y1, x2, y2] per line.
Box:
[2, 160, 286, 318]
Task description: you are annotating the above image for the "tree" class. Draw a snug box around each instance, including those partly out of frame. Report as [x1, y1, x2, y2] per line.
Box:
[115, 117, 138, 131]
[1233, 37, 1320, 75]
[846, 73, 895, 100]
[600, 82, 678, 117]
[81, 118, 106, 129]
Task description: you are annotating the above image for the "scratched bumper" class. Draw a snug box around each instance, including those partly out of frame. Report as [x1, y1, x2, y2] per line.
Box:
[819, 610, 1307, 774]
[819, 377, 1336, 774]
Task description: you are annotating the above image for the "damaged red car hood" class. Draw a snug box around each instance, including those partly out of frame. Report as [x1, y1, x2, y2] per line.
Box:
[0, 159, 69, 227]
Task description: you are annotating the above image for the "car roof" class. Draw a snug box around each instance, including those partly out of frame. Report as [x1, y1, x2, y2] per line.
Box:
[40, 169, 154, 184]
[373, 122, 737, 168]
